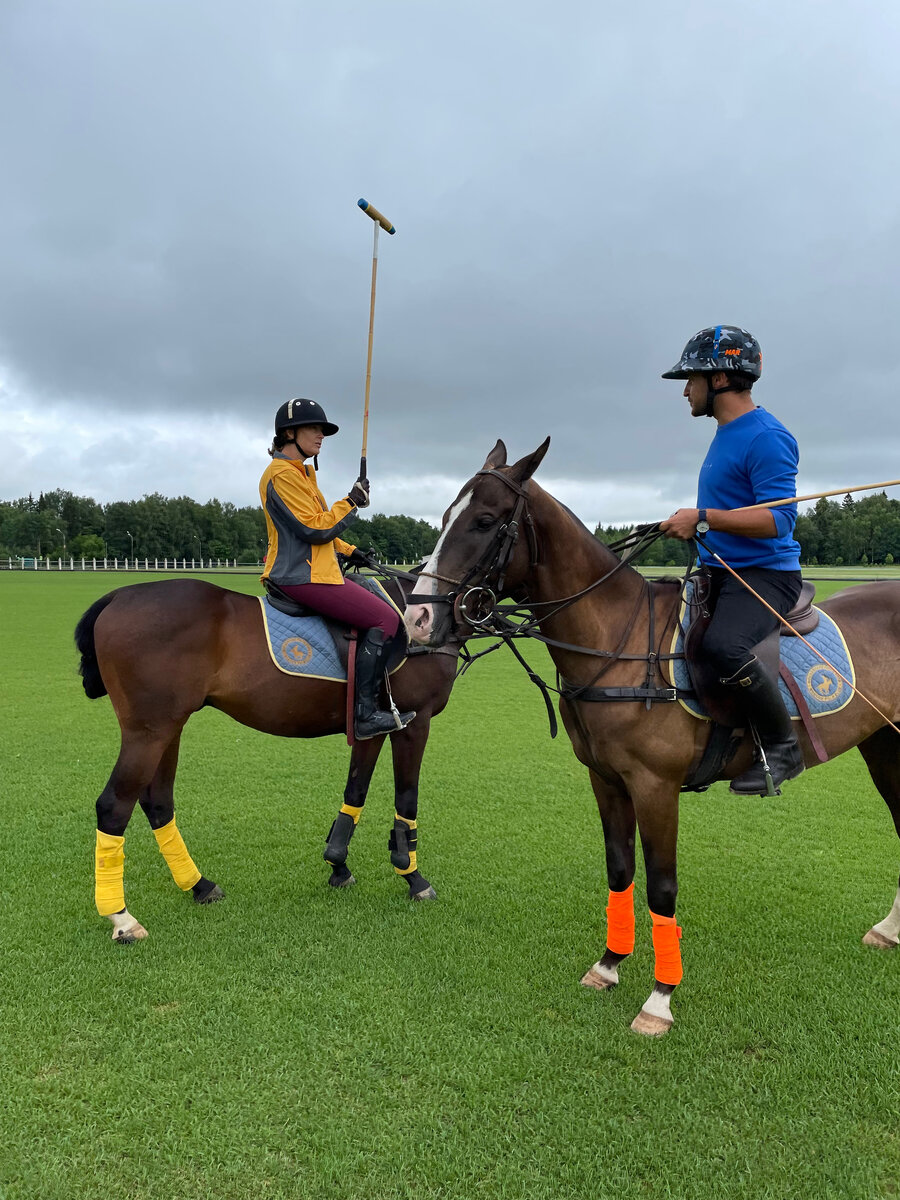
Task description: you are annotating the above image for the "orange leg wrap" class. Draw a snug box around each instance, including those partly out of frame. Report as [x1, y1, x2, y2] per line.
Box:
[605, 882, 635, 955]
[650, 910, 683, 985]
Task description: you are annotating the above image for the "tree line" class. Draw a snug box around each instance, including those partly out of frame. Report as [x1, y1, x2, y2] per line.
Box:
[0, 489, 440, 565]
[7, 487, 896, 569]
[595, 492, 900, 567]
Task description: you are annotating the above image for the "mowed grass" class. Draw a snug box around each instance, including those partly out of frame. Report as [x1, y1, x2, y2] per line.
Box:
[1, 572, 899, 1200]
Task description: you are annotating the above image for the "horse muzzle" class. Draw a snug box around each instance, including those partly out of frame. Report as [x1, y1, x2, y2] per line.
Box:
[404, 601, 441, 645]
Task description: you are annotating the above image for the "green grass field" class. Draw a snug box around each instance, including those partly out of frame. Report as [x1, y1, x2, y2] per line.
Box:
[1, 573, 898, 1200]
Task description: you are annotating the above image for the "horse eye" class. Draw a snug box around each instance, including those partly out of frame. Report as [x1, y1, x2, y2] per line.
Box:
[476, 515, 496, 531]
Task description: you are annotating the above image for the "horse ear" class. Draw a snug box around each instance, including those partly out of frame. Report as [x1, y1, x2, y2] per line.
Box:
[508, 437, 550, 485]
[482, 439, 508, 470]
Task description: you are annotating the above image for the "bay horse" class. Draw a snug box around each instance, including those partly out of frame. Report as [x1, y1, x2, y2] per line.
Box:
[75, 575, 458, 943]
[403, 438, 900, 1036]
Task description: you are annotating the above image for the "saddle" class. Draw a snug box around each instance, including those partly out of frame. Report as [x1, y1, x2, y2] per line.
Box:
[682, 569, 818, 728]
[262, 579, 408, 677]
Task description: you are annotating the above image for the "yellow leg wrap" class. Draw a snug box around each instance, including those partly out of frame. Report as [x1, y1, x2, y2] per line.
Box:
[153, 816, 202, 891]
[391, 813, 418, 876]
[340, 803, 364, 825]
[95, 830, 126, 916]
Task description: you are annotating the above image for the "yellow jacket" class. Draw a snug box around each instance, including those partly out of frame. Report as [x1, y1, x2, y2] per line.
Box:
[259, 455, 357, 586]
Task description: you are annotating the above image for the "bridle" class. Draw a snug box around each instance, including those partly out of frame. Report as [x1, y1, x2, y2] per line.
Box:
[407, 467, 659, 636]
[406, 468, 541, 630]
[403, 468, 683, 733]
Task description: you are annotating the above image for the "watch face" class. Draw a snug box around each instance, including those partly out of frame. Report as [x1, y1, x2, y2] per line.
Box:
[696, 521, 710, 534]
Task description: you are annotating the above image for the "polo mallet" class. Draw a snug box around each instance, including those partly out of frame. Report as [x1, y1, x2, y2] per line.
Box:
[357, 198, 396, 482]
[732, 478, 900, 514]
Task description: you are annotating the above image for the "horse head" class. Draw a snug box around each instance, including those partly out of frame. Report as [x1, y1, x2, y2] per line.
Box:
[404, 437, 550, 646]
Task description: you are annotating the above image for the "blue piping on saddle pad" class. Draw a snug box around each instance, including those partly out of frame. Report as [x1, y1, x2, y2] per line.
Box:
[258, 578, 404, 681]
[668, 581, 855, 721]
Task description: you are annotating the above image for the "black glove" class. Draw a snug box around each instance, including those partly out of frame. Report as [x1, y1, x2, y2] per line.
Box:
[348, 478, 370, 508]
[347, 546, 379, 569]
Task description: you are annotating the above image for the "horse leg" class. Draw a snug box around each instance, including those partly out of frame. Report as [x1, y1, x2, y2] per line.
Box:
[323, 735, 386, 888]
[389, 715, 436, 901]
[858, 727, 900, 949]
[95, 731, 178, 943]
[581, 771, 637, 992]
[629, 779, 682, 1037]
[138, 732, 224, 906]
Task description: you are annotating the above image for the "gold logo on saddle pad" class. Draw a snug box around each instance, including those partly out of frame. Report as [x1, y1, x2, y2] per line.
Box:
[806, 666, 842, 701]
[281, 637, 313, 666]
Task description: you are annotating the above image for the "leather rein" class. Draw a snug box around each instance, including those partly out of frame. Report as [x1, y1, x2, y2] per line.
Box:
[405, 470, 685, 733]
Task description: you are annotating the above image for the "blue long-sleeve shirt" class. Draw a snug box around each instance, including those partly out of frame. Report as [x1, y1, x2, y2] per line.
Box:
[697, 407, 801, 571]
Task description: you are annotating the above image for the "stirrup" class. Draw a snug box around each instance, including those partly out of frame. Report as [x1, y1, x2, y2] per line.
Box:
[355, 708, 416, 741]
[730, 730, 804, 797]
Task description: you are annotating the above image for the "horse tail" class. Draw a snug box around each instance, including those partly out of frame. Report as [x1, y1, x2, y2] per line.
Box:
[74, 592, 117, 699]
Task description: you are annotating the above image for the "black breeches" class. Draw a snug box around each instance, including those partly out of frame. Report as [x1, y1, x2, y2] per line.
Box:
[701, 567, 803, 678]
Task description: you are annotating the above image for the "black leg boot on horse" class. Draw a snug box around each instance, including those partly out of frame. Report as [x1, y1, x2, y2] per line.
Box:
[724, 657, 805, 795]
[354, 628, 415, 741]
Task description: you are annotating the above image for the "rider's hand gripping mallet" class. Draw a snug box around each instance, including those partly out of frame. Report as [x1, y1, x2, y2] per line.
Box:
[357, 198, 396, 482]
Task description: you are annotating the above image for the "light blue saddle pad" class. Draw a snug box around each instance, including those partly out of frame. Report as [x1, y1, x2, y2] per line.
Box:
[670, 581, 855, 721]
[258, 577, 403, 681]
[259, 597, 347, 680]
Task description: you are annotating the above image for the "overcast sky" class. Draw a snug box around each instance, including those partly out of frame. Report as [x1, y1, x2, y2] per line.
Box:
[2, 0, 898, 528]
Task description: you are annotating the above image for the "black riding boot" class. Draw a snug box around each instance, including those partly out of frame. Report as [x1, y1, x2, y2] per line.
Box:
[724, 657, 805, 796]
[354, 628, 415, 741]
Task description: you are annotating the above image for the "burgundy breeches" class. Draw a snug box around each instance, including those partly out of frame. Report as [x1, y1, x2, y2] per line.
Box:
[276, 576, 400, 639]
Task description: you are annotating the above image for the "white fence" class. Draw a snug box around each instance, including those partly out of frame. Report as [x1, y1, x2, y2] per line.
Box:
[2, 556, 259, 572]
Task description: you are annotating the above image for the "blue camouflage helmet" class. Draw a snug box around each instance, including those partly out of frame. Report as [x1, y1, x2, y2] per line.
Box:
[661, 326, 762, 381]
[274, 398, 339, 436]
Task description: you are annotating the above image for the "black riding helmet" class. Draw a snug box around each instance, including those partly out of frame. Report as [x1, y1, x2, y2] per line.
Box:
[662, 326, 762, 417]
[274, 398, 340, 436]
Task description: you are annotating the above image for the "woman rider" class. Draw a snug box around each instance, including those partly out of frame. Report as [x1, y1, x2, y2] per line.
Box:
[259, 398, 414, 740]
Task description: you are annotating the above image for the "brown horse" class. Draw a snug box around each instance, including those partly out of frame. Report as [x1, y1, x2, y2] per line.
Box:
[403, 439, 900, 1035]
[75, 576, 458, 943]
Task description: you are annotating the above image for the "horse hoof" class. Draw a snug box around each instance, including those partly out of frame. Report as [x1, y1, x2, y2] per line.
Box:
[581, 965, 616, 991]
[111, 924, 148, 944]
[108, 910, 148, 943]
[410, 885, 437, 901]
[329, 872, 356, 889]
[194, 883, 225, 905]
[863, 927, 898, 949]
[630, 1010, 673, 1037]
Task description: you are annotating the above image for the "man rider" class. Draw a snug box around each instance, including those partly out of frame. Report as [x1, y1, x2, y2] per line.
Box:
[660, 325, 805, 794]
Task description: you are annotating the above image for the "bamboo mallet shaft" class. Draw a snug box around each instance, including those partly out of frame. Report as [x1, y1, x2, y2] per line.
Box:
[734, 479, 900, 514]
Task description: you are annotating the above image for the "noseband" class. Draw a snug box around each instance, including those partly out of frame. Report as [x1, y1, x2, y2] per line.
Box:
[407, 469, 541, 629]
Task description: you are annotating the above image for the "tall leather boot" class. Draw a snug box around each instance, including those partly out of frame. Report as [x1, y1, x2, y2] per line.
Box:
[354, 628, 415, 741]
[724, 657, 805, 795]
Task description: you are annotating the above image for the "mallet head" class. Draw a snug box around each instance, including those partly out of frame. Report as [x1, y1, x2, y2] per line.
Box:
[358, 198, 396, 235]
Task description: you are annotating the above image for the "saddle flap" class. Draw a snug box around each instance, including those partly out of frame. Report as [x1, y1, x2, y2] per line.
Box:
[682, 571, 815, 726]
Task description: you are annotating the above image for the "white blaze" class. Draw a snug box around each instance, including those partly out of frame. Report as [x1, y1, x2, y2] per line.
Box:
[419, 489, 474, 596]
[404, 489, 473, 641]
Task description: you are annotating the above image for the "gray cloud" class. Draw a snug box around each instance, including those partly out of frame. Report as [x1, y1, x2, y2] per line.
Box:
[2, 0, 899, 527]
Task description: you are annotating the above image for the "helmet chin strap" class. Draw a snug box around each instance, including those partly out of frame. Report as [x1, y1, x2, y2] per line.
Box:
[287, 429, 318, 468]
[705, 376, 731, 418]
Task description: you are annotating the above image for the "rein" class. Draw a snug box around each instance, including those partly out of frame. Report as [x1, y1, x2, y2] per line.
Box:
[406, 472, 685, 732]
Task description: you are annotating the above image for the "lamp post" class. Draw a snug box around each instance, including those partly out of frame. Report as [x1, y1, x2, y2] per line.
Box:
[56, 527, 66, 558]
[126, 529, 134, 561]
[193, 534, 202, 564]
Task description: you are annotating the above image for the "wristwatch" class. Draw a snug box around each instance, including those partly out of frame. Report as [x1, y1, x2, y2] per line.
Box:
[696, 509, 710, 535]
